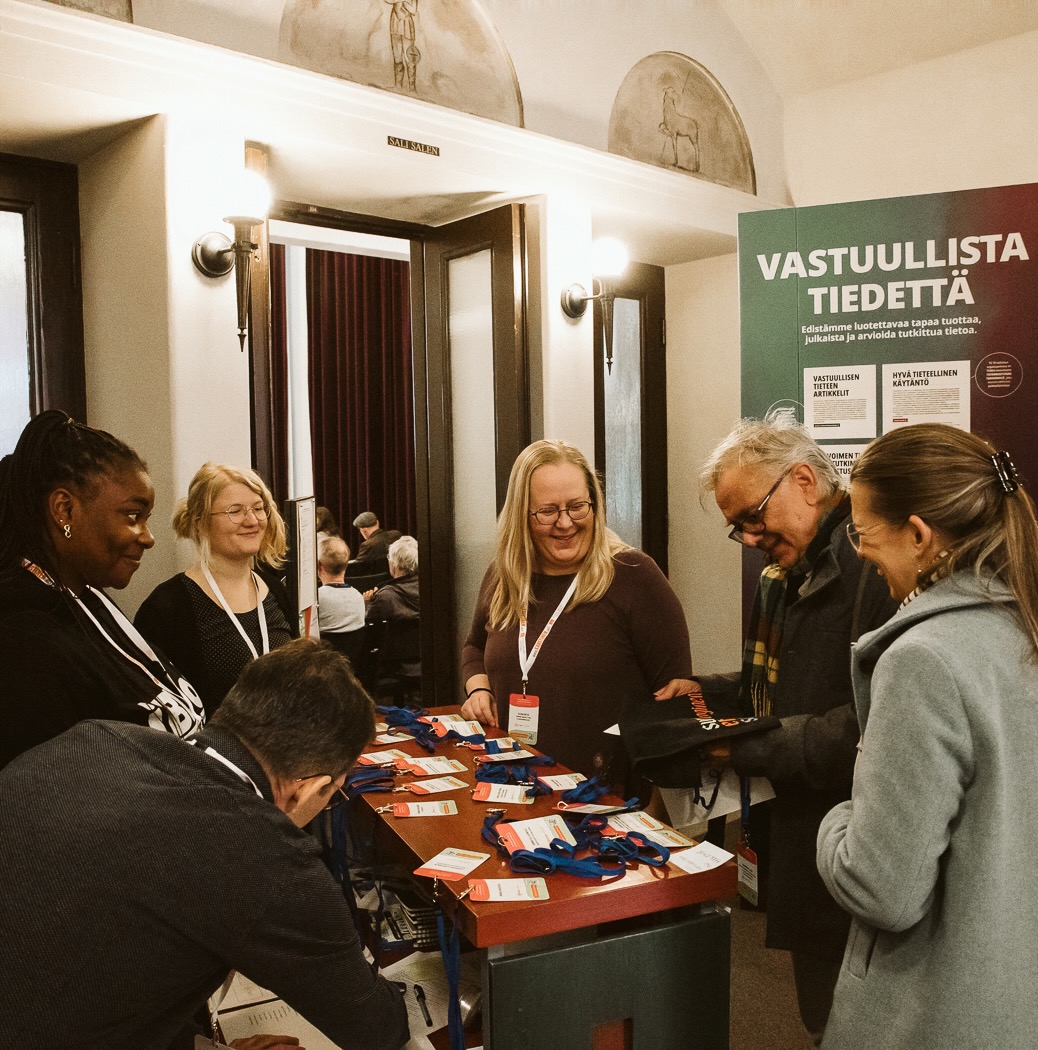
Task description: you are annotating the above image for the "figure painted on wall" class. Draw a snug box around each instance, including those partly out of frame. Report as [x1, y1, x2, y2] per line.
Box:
[659, 87, 700, 172]
[385, 0, 420, 93]
[609, 52, 755, 194]
[279, 0, 522, 126]
[45, 0, 132, 20]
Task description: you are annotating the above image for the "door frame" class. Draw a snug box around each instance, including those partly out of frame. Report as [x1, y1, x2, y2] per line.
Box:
[248, 200, 531, 705]
[593, 260, 669, 573]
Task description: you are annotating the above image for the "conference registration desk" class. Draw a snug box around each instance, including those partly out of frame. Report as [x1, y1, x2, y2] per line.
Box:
[353, 709, 735, 1050]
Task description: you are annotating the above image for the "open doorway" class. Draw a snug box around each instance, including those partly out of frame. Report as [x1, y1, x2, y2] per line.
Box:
[251, 202, 531, 705]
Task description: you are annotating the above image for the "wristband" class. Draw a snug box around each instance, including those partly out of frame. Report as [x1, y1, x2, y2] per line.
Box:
[466, 686, 495, 700]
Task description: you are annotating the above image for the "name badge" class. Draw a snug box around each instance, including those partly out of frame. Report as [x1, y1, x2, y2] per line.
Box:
[508, 692, 540, 744]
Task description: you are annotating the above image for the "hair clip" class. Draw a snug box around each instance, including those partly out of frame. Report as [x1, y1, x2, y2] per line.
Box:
[991, 451, 1020, 494]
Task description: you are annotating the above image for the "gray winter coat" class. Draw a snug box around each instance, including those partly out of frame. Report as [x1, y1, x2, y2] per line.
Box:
[818, 571, 1038, 1049]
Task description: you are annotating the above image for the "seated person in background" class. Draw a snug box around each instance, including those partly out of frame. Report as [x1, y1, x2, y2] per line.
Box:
[0, 410, 204, 770]
[460, 440, 694, 788]
[318, 535, 366, 659]
[135, 463, 297, 717]
[315, 504, 341, 548]
[365, 535, 421, 697]
[353, 510, 402, 562]
[0, 637, 409, 1050]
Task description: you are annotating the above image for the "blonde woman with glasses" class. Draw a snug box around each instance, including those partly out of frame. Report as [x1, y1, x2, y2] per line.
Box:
[135, 462, 296, 715]
[460, 439, 694, 790]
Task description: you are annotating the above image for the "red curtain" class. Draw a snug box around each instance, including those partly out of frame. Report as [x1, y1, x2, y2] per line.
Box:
[304, 248, 416, 547]
[268, 243, 290, 501]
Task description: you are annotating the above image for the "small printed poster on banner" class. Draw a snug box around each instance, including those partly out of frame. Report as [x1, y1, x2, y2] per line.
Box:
[819, 443, 869, 483]
[803, 365, 877, 440]
[882, 359, 971, 430]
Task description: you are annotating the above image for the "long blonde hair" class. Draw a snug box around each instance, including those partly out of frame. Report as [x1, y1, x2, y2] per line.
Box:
[851, 424, 1038, 656]
[488, 440, 628, 629]
[172, 462, 287, 569]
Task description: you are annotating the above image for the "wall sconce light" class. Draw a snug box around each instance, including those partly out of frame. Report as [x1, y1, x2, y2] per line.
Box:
[559, 237, 629, 373]
[191, 169, 272, 351]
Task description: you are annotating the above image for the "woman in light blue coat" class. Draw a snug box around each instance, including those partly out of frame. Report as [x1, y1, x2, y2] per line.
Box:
[817, 423, 1038, 1050]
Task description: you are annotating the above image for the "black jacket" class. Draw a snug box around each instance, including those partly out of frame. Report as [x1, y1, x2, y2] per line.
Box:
[0, 570, 204, 769]
[699, 515, 897, 958]
[0, 720, 409, 1050]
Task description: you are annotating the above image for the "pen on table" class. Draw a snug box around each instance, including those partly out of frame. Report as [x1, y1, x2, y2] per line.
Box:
[414, 983, 433, 1026]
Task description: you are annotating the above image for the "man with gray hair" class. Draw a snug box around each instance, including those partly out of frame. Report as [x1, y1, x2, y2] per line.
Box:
[0, 637, 409, 1050]
[365, 536, 420, 700]
[693, 416, 895, 1046]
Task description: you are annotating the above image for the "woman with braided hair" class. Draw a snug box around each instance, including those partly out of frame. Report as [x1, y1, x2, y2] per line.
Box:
[817, 423, 1038, 1050]
[0, 411, 204, 768]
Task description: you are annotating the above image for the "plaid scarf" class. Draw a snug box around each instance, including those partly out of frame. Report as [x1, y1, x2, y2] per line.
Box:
[740, 493, 851, 717]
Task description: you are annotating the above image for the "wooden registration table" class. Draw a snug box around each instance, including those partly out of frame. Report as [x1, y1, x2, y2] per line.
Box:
[354, 710, 735, 1050]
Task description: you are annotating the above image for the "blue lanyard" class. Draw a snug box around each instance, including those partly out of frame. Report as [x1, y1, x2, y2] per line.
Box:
[444, 725, 486, 747]
[481, 811, 665, 878]
[344, 767, 397, 797]
[559, 775, 608, 804]
[377, 704, 427, 726]
[474, 758, 554, 798]
[436, 907, 465, 1050]
[375, 704, 437, 752]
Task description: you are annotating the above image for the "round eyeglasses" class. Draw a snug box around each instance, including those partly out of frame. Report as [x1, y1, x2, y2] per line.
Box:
[211, 503, 269, 525]
[529, 501, 593, 526]
[845, 520, 887, 551]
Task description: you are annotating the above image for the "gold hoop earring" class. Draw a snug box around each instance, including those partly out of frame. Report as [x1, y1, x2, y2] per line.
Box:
[63, 522, 72, 540]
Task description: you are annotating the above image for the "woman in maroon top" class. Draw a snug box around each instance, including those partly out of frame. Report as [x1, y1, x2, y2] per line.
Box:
[460, 440, 694, 785]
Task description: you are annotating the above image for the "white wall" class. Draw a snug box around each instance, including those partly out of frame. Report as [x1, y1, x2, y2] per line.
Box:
[785, 30, 1038, 205]
[78, 112, 254, 613]
[665, 252, 743, 673]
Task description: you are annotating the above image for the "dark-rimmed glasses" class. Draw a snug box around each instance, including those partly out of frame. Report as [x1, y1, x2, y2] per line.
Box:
[211, 503, 268, 525]
[727, 468, 791, 545]
[529, 501, 593, 526]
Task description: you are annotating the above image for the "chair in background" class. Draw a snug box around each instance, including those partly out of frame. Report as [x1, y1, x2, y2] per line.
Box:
[363, 618, 421, 705]
[345, 557, 392, 594]
[320, 626, 367, 671]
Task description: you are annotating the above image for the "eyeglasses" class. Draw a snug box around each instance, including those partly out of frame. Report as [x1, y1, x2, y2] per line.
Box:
[211, 503, 268, 525]
[728, 468, 791, 545]
[293, 773, 350, 811]
[845, 520, 887, 551]
[529, 501, 594, 526]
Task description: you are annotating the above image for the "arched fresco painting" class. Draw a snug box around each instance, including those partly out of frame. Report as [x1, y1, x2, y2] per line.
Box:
[47, 0, 132, 19]
[278, 0, 523, 126]
[608, 51, 755, 194]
